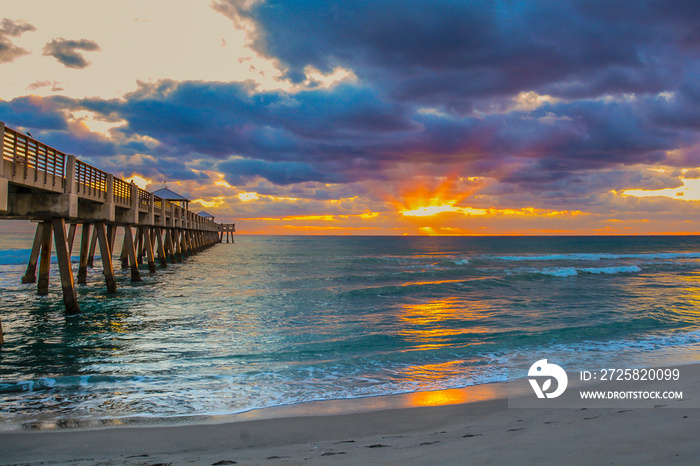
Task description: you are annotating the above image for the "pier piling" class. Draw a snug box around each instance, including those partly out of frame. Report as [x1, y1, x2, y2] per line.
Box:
[67, 223, 76, 255]
[37, 221, 52, 296]
[1, 121, 228, 338]
[95, 222, 117, 293]
[52, 218, 80, 314]
[142, 227, 157, 273]
[155, 228, 167, 268]
[22, 222, 44, 284]
[122, 225, 142, 282]
[77, 223, 91, 284]
[87, 228, 97, 268]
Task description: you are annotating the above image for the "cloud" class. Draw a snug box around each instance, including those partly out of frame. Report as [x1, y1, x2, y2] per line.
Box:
[213, 0, 687, 106]
[6, 0, 700, 226]
[42, 38, 101, 69]
[3, 74, 700, 192]
[0, 96, 69, 131]
[218, 158, 334, 185]
[27, 80, 64, 92]
[0, 18, 36, 64]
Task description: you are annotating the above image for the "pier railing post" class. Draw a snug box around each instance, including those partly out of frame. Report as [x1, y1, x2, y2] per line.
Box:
[169, 203, 175, 227]
[62, 155, 78, 218]
[64, 155, 77, 194]
[105, 174, 114, 204]
[0, 121, 4, 178]
[0, 121, 8, 212]
[127, 181, 139, 224]
[147, 193, 155, 226]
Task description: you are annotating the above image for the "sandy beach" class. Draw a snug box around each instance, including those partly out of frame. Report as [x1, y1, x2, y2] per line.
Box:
[2, 364, 699, 465]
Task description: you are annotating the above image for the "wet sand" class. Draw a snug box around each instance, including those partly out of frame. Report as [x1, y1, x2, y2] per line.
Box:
[2, 366, 700, 465]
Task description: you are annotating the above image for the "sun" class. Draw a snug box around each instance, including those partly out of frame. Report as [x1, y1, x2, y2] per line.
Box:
[391, 174, 479, 218]
[402, 204, 458, 217]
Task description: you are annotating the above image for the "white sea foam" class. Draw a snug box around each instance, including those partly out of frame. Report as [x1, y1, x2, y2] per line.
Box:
[537, 265, 641, 277]
[539, 267, 578, 277]
[494, 252, 700, 262]
[580, 265, 642, 274]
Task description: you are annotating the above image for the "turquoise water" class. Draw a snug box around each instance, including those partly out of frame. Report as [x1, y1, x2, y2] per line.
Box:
[2, 234, 700, 428]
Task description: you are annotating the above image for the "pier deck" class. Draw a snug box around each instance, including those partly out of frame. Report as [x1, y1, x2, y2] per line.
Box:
[0, 121, 231, 344]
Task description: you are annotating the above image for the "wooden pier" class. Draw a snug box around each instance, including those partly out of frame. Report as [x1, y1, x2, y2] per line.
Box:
[220, 223, 235, 243]
[0, 121, 230, 344]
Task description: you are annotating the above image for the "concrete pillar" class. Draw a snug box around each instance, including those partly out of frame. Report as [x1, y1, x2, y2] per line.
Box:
[107, 224, 116, 253]
[64, 155, 77, 194]
[164, 228, 173, 262]
[77, 223, 91, 284]
[37, 221, 52, 295]
[136, 230, 144, 264]
[22, 222, 44, 283]
[142, 227, 157, 273]
[147, 193, 155, 225]
[67, 223, 76, 254]
[155, 228, 167, 268]
[0, 176, 7, 213]
[128, 181, 139, 224]
[52, 218, 80, 314]
[95, 222, 116, 293]
[160, 202, 166, 226]
[62, 155, 78, 218]
[181, 230, 189, 258]
[122, 225, 141, 282]
[87, 227, 98, 267]
[169, 203, 175, 227]
[120, 235, 129, 269]
[0, 121, 7, 213]
[105, 174, 114, 204]
[0, 121, 4, 178]
[90, 174, 116, 222]
[173, 229, 183, 262]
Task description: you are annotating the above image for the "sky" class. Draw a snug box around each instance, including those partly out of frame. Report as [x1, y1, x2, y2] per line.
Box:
[3, 0, 700, 235]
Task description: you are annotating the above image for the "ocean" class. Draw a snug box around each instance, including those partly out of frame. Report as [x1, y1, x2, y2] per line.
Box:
[2, 234, 700, 429]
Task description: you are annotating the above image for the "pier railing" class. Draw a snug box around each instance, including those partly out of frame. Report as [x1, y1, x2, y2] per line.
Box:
[2, 126, 66, 191]
[0, 122, 218, 231]
[75, 159, 107, 201]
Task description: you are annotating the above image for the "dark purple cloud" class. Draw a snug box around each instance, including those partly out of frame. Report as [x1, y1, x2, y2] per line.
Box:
[0, 18, 36, 64]
[0, 96, 68, 130]
[42, 38, 100, 69]
[3, 0, 700, 200]
[213, 0, 689, 103]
